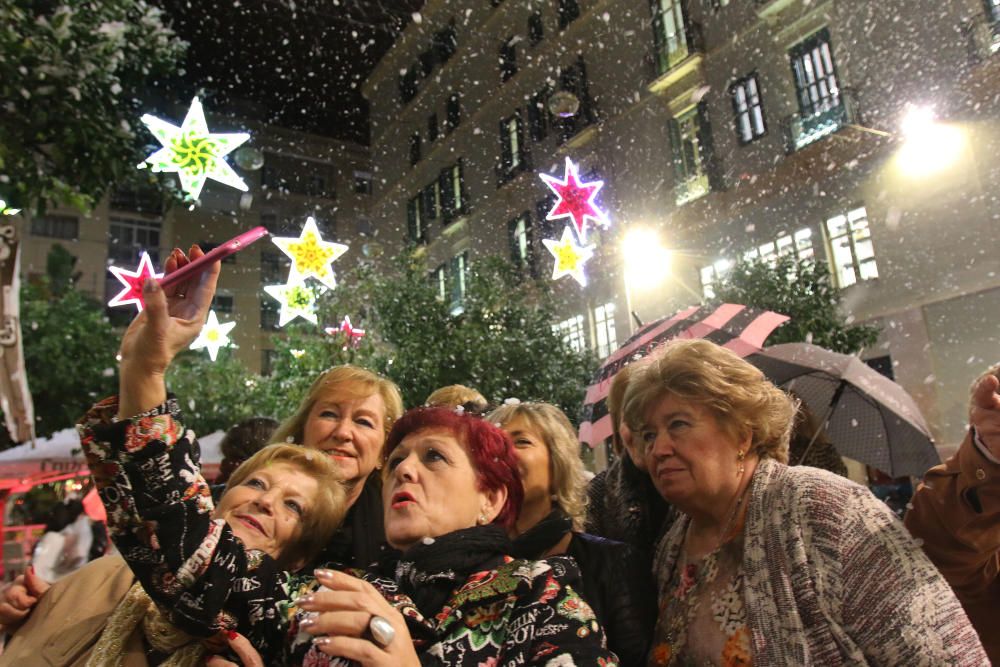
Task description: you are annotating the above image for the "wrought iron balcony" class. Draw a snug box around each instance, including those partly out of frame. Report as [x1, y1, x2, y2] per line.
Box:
[781, 87, 859, 153]
[652, 20, 704, 77]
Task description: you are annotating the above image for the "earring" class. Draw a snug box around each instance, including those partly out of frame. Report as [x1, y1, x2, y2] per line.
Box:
[737, 449, 746, 478]
[477, 513, 488, 525]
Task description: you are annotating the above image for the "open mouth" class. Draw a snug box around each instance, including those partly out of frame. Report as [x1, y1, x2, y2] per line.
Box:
[391, 491, 415, 508]
[236, 514, 266, 535]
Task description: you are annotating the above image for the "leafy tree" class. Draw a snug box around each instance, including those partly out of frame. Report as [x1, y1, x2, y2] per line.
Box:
[18, 245, 120, 439]
[0, 0, 186, 213]
[254, 255, 598, 421]
[713, 255, 880, 354]
[164, 349, 262, 435]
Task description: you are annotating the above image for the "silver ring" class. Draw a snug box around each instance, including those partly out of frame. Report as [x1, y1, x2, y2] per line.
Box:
[368, 615, 395, 647]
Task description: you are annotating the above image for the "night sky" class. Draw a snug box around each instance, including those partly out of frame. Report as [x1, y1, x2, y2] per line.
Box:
[153, 0, 423, 145]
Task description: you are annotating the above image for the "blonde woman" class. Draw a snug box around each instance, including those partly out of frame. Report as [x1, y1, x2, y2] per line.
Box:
[489, 401, 655, 666]
[627, 339, 986, 665]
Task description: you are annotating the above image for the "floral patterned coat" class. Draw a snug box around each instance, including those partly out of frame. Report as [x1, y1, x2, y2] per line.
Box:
[288, 556, 620, 667]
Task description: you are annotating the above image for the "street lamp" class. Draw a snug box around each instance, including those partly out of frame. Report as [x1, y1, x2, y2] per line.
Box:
[621, 227, 671, 334]
[895, 105, 964, 177]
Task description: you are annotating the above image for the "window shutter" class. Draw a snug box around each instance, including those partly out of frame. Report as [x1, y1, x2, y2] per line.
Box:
[667, 117, 686, 184]
[697, 101, 723, 191]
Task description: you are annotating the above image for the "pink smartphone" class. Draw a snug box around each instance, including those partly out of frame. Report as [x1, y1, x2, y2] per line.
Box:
[159, 226, 270, 290]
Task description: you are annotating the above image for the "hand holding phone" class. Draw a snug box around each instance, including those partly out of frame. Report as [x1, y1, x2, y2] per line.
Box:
[159, 226, 269, 290]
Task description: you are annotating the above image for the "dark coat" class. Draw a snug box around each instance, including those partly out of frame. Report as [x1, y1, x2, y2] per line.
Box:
[567, 532, 655, 666]
[585, 455, 676, 564]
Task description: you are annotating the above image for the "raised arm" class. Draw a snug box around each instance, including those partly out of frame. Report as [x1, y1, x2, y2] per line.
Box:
[117, 245, 220, 418]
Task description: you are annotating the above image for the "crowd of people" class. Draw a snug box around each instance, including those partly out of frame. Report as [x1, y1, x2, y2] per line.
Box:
[0, 245, 995, 666]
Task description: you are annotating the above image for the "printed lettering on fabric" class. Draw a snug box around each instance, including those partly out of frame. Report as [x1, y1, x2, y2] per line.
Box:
[137, 453, 176, 494]
[233, 576, 262, 593]
[177, 518, 224, 586]
[213, 544, 240, 574]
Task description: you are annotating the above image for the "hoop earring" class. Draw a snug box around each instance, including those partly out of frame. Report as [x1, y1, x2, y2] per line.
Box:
[737, 448, 746, 478]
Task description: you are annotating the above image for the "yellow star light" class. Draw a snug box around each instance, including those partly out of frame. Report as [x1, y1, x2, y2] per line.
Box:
[542, 225, 596, 287]
[271, 217, 349, 290]
[189, 310, 237, 361]
[263, 282, 320, 327]
[140, 96, 250, 200]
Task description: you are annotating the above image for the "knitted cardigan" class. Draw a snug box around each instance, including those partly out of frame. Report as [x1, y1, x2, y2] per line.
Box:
[653, 459, 988, 665]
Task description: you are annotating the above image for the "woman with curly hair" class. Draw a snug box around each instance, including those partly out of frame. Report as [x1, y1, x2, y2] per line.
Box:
[629, 339, 985, 666]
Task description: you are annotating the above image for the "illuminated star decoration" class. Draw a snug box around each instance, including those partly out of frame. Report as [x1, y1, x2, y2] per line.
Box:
[542, 226, 596, 287]
[263, 282, 320, 327]
[271, 217, 348, 290]
[325, 316, 366, 349]
[189, 310, 237, 361]
[140, 96, 250, 200]
[0, 199, 20, 216]
[539, 157, 610, 243]
[107, 252, 164, 312]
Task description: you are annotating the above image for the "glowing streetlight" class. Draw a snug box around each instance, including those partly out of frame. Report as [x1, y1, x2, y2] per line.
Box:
[621, 227, 671, 333]
[895, 105, 964, 177]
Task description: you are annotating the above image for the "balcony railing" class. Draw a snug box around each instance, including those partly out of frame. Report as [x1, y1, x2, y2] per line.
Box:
[675, 171, 710, 206]
[962, 9, 1000, 64]
[781, 87, 859, 153]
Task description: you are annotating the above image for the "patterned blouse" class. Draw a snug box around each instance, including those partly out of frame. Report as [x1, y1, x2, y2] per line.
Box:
[79, 397, 620, 667]
[77, 396, 297, 663]
[649, 517, 751, 667]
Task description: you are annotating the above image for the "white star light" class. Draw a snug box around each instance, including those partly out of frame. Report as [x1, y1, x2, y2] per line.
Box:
[542, 226, 596, 287]
[263, 282, 320, 327]
[271, 217, 349, 290]
[189, 310, 237, 361]
[140, 97, 250, 200]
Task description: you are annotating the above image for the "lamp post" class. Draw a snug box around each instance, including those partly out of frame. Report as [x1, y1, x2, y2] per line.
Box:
[621, 227, 671, 335]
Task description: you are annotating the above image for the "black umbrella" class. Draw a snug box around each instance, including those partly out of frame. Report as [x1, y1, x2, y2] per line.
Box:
[748, 342, 940, 477]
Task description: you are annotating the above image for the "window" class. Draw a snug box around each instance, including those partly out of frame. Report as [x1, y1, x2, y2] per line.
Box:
[699, 259, 733, 300]
[731, 74, 766, 143]
[528, 88, 549, 141]
[428, 113, 439, 142]
[260, 298, 281, 330]
[108, 217, 161, 265]
[409, 132, 421, 166]
[407, 196, 426, 244]
[824, 206, 878, 288]
[558, 0, 581, 29]
[668, 106, 712, 205]
[650, 0, 691, 74]
[446, 92, 461, 132]
[109, 184, 163, 214]
[790, 29, 841, 119]
[499, 112, 527, 180]
[528, 12, 544, 45]
[421, 181, 440, 221]
[554, 315, 586, 352]
[449, 252, 469, 315]
[440, 161, 468, 224]
[353, 171, 373, 195]
[508, 213, 533, 271]
[261, 349, 278, 376]
[433, 264, 447, 301]
[433, 24, 457, 63]
[557, 58, 595, 142]
[500, 38, 517, 82]
[30, 215, 78, 240]
[261, 250, 288, 284]
[211, 293, 234, 314]
[594, 303, 618, 358]
[743, 227, 815, 266]
[304, 174, 329, 198]
[399, 67, 418, 105]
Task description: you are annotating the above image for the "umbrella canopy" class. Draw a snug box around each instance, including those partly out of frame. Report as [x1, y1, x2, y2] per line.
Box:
[579, 303, 790, 446]
[747, 342, 940, 477]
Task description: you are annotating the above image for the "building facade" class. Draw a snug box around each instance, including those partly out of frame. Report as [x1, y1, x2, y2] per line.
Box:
[21, 105, 373, 374]
[363, 0, 1000, 452]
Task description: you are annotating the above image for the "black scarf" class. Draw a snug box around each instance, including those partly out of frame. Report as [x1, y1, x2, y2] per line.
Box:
[509, 507, 573, 559]
[376, 524, 511, 620]
[320, 474, 386, 568]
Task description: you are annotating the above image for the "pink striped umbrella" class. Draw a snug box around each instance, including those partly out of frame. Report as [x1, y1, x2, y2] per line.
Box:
[578, 303, 789, 447]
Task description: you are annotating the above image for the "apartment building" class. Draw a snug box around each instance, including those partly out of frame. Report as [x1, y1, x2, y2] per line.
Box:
[21, 104, 373, 374]
[362, 0, 1000, 451]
